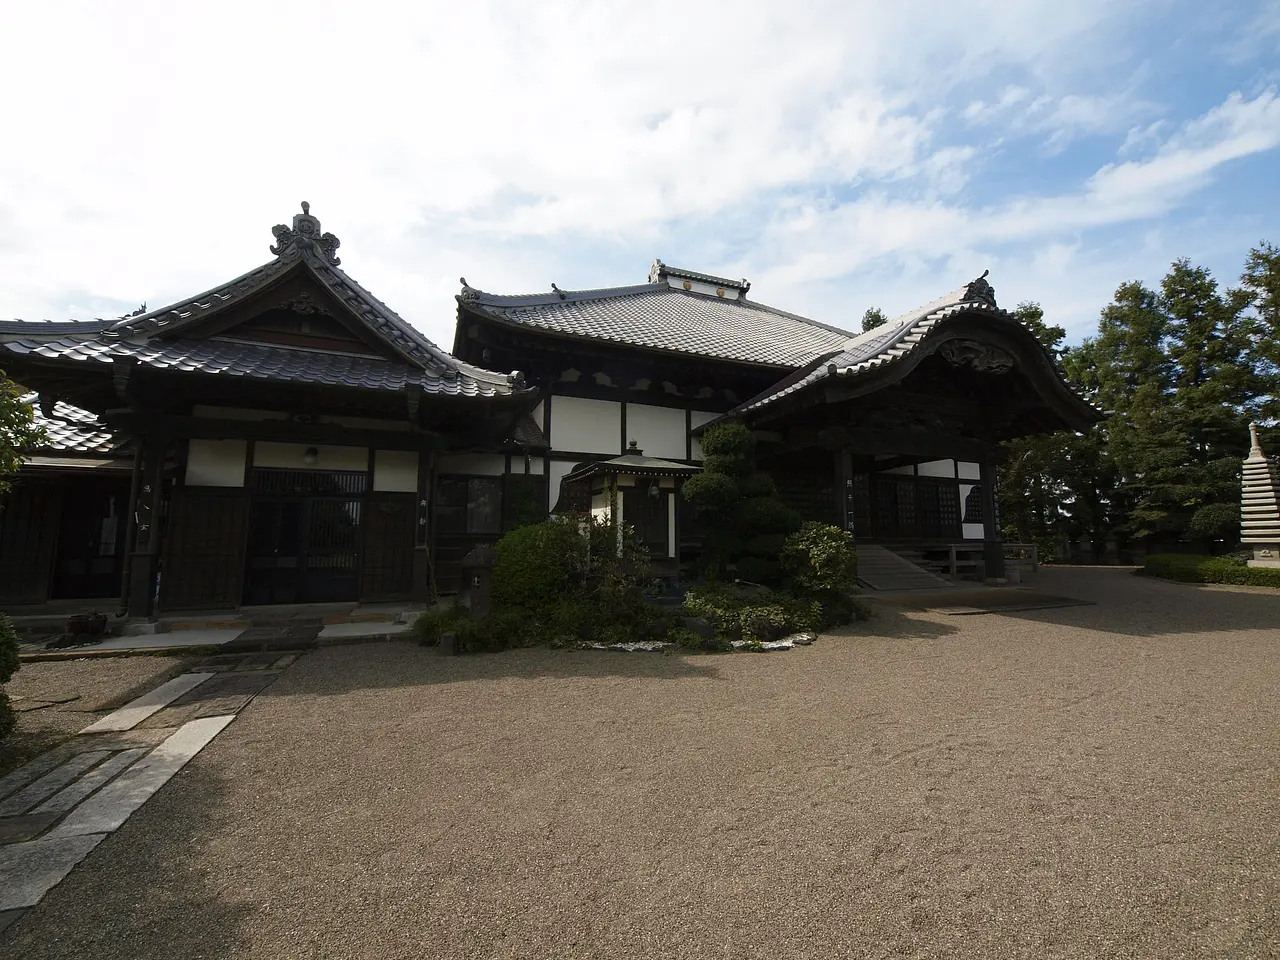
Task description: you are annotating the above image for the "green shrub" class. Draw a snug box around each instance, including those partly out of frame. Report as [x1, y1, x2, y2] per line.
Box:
[492, 518, 585, 612]
[736, 497, 802, 536]
[702, 453, 751, 478]
[681, 471, 739, 515]
[1186, 503, 1239, 542]
[683, 584, 822, 641]
[1143, 553, 1280, 588]
[698, 422, 754, 458]
[0, 614, 19, 740]
[782, 522, 858, 594]
[738, 472, 778, 498]
[412, 603, 471, 646]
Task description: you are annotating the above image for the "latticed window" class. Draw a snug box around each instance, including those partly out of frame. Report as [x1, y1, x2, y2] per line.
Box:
[252, 468, 368, 496]
[436, 477, 503, 535]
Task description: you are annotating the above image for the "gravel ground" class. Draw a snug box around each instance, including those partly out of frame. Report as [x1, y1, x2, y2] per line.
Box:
[1, 655, 191, 777]
[3, 568, 1278, 959]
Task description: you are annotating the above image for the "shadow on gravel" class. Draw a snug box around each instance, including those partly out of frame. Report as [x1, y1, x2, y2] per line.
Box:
[836, 603, 961, 641]
[0, 763, 252, 960]
[986, 575, 1280, 638]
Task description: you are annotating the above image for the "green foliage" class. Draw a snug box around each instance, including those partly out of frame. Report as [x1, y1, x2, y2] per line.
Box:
[681, 471, 739, 514]
[999, 243, 1280, 556]
[683, 584, 821, 642]
[702, 453, 751, 478]
[492, 518, 584, 612]
[736, 497, 802, 535]
[505, 474, 548, 530]
[861, 307, 888, 332]
[446, 515, 659, 654]
[698, 422, 754, 459]
[1, 372, 45, 499]
[1143, 553, 1280, 589]
[412, 603, 471, 646]
[1186, 503, 1239, 543]
[0, 614, 20, 741]
[738, 472, 778, 498]
[781, 522, 857, 594]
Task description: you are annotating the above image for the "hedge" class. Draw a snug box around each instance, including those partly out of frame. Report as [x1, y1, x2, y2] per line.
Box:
[1143, 553, 1280, 588]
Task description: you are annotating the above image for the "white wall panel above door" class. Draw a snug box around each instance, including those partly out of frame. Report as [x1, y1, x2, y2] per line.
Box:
[550, 396, 621, 455]
[626, 403, 687, 460]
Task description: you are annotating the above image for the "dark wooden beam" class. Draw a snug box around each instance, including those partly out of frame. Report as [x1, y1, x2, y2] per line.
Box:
[103, 411, 443, 451]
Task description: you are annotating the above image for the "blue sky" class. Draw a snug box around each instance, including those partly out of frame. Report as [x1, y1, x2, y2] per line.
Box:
[2, 1, 1278, 349]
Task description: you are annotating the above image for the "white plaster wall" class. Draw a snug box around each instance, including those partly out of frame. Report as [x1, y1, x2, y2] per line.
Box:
[688, 411, 720, 460]
[626, 403, 687, 460]
[960, 481, 983, 539]
[436, 453, 506, 476]
[185, 439, 247, 487]
[547, 460, 576, 511]
[550, 396, 621, 455]
[374, 450, 418, 492]
[510, 453, 544, 475]
[254, 442, 368, 472]
[917, 459, 956, 478]
[882, 465, 915, 476]
[667, 494, 676, 557]
[957, 461, 981, 480]
[530, 401, 546, 433]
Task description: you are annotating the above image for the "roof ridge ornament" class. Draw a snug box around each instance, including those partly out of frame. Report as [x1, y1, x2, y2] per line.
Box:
[1250, 421, 1265, 459]
[964, 269, 996, 307]
[459, 277, 480, 302]
[270, 201, 341, 266]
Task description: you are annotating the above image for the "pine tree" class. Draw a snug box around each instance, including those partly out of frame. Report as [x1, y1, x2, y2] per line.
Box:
[861, 307, 887, 332]
[1242, 240, 1280, 426]
[1, 371, 43, 499]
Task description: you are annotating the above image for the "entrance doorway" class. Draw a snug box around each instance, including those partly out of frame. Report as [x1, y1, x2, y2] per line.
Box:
[244, 469, 366, 605]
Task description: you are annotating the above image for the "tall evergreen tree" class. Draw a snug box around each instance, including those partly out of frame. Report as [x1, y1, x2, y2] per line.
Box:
[1242, 240, 1280, 426]
[1, 371, 43, 499]
[861, 307, 887, 332]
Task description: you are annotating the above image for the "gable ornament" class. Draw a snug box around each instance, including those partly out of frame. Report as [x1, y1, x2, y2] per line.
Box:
[963, 269, 997, 307]
[270, 201, 342, 266]
[939, 338, 1015, 374]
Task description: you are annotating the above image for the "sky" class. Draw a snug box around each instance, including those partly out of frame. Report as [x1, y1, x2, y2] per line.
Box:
[2, 1, 1278, 350]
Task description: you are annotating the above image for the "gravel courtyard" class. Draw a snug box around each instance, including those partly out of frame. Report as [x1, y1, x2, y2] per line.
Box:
[3, 567, 1278, 959]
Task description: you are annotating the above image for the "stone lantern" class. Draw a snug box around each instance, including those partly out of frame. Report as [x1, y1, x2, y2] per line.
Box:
[460, 543, 498, 618]
[1242, 423, 1280, 568]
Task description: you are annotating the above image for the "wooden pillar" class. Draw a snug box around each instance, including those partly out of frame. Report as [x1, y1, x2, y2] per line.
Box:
[411, 447, 434, 602]
[979, 455, 1005, 581]
[837, 447, 855, 537]
[125, 438, 166, 618]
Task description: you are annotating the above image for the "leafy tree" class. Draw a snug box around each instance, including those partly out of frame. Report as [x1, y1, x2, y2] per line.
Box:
[861, 307, 887, 332]
[1242, 240, 1280, 425]
[1, 370, 43, 499]
[682, 422, 801, 584]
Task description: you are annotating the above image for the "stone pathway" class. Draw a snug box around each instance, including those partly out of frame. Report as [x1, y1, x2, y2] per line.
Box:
[0, 652, 297, 932]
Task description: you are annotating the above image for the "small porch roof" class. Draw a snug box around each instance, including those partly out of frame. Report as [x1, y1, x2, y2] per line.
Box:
[563, 442, 700, 485]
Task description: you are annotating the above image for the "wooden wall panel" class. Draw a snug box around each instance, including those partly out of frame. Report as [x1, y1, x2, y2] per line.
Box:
[361, 493, 414, 601]
[0, 481, 63, 605]
[162, 489, 249, 609]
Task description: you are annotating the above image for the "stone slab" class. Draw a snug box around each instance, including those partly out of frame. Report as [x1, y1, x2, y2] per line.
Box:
[0, 832, 107, 909]
[0, 812, 58, 845]
[80, 672, 215, 733]
[0, 753, 66, 804]
[50, 715, 235, 838]
[88, 628, 245, 652]
[317, 621, 412, 640]
[33, 748, 149, 816]
[0, 752, 112, 817]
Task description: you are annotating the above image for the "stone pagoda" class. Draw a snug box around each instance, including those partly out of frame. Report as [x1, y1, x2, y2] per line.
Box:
[1241, 423, 1280, 568]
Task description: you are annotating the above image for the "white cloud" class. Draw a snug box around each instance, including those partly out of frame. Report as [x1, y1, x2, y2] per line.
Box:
[0, 0, 1272, 355]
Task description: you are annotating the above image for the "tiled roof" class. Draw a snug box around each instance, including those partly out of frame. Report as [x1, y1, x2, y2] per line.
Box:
[2, 203, 526, 400]
[507, 413, 548, 447]
[459, 278, 852, 368]
[730, 274, 1100, 422]
[21, 393, 118, 454]
[4, 335, 510, 397]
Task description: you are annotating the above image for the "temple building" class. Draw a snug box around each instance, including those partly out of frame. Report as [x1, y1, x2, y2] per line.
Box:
[1, 204, 1099, 615]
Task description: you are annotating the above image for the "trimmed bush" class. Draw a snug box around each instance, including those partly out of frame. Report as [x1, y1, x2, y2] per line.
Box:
[412, 603, 471, 646]
[781, 522, 858, 594]
[681, 472, 739, 515]
[1144, 553, 1280, 588]
[492, 517, 585, 612]
[738, 472, 778, 498]
[698, 422, 754, 458]
[0, 613, 19, 740]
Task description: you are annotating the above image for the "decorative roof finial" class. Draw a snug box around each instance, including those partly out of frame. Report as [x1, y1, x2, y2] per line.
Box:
[551, 283, 567, 300]
[459, 277, 479, 302]
[964, 269, 997, 307]
[270, 201, 341, 266]
[1250, 422, 1264, 458]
